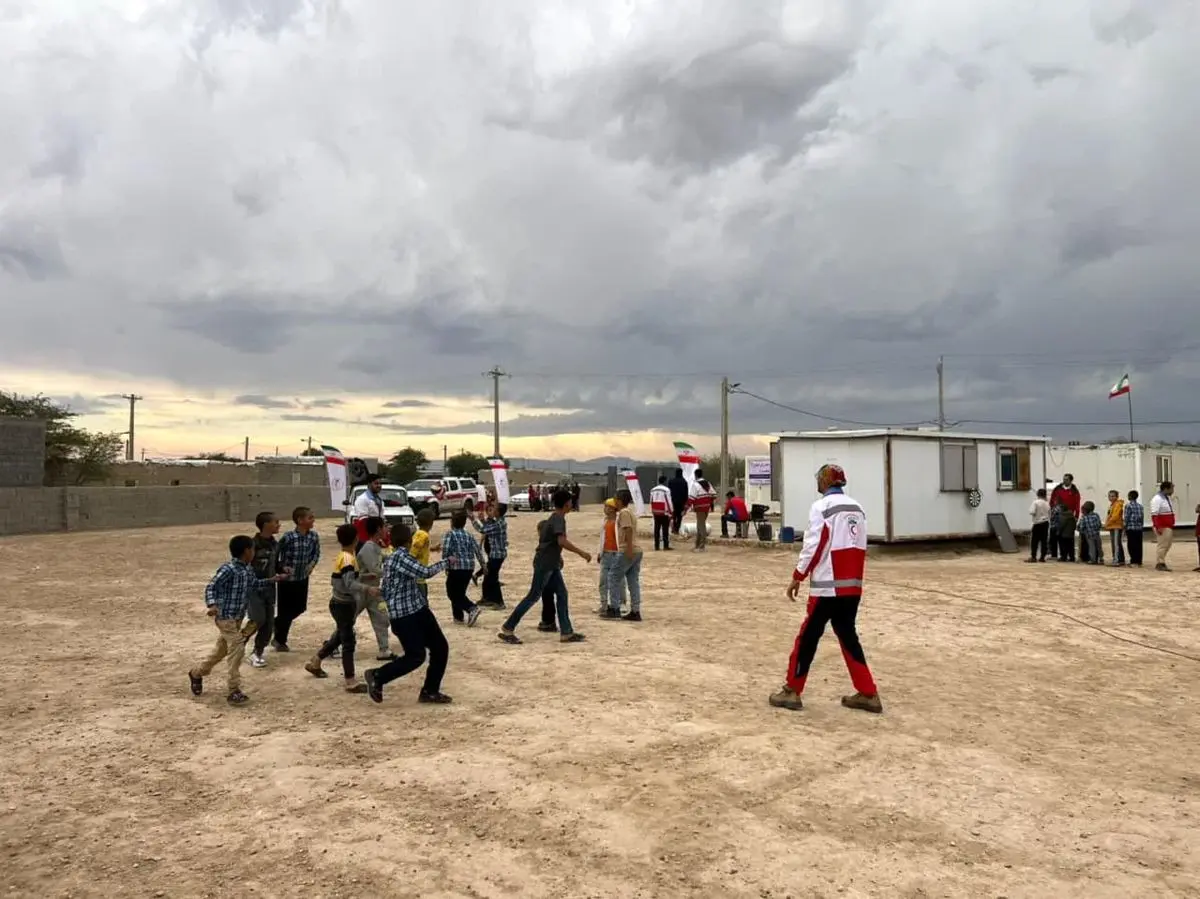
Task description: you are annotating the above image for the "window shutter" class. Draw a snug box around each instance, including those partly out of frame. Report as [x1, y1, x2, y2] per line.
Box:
[1016, 446, 1031, 491]
[963, 444, 979, 490]
[769, 441, 781, 502]
[941, 442, 965, 491]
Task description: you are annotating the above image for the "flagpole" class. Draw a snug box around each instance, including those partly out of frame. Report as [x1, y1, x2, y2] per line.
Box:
[1127, 387, 1135, 443]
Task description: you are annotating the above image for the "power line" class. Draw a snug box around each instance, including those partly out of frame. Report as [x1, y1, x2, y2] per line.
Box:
[728, 386, 929, 428]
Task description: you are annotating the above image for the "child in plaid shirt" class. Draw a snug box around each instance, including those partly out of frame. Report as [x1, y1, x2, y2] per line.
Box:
[273, 506, 321, 651]
[442, 510, 485, 626]
[363, 524, 456, 705]
[1078, 501, 1103, 565]
[188, 535, 285, 705]
[472, 500, 509, 609]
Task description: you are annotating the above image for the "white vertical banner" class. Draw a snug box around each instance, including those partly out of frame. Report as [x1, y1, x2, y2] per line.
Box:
[488, 458, 510, 503]
[622, 470, 647, 517]
[321, 445, 348, 512]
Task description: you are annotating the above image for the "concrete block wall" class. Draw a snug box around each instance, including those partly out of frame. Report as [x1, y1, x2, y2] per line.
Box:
[0, 419, 47, 488]
[0, 485, 333, 536]
[70, 461, 328, 489]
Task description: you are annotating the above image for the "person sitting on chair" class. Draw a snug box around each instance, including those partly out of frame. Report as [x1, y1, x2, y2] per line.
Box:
[721, 491, 750, 538]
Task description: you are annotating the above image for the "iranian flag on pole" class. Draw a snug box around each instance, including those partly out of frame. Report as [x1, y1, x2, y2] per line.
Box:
[321, 445, 349, 512]
[674, 440, 700, 486]
[1108, 374, 1131, 398]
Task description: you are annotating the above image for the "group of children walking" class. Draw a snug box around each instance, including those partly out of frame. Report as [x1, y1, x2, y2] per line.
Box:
[187, 487, 638, 706]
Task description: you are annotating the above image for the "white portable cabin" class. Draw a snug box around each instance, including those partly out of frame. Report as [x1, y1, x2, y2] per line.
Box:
[774, 429, 1049, 543]
[1045, 443, 1200, 530]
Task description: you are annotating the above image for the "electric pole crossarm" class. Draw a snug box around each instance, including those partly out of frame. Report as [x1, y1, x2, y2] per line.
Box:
[121, 394, 143, 461]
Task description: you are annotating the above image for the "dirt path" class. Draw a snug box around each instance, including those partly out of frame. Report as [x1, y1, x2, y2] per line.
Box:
[2, 512, 1198, 898]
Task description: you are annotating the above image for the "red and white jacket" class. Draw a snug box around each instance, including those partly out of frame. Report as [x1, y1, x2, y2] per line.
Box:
[687, 479, 716, 514]
[793, 489, 867, 598]
[649, 484, 673, 516]
[1149, 492, 1176, 531]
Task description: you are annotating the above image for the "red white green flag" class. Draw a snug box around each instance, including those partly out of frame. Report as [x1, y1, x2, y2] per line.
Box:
[674, 440, 700, 485]
[1108, 374, 1131, 399]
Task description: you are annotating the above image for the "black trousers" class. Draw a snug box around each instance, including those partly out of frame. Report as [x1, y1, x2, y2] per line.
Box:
[374, 607, 448, 694]
[671, 508, 684, 534]
[273, 579, 310, 645]
[249, 589, 275, 655]
[1030, 521, 1050, 560]
[482, 557, 505, 605]
[1127, 528, 1144, 565]
[318, 600, 357, 678]
[1059, 532, 1076, 561]
[786, 594, 875, 695]
[653, 514, 671, 550]
[445, 570, 477, 621]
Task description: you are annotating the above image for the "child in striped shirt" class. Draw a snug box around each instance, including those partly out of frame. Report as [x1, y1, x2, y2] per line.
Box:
[305, 524, 380, 693]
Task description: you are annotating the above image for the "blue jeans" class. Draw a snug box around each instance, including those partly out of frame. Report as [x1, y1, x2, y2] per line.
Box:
[502, 566, 574, 635]
[606, 552, 642, 613]
[1109, 529, 1125, 564]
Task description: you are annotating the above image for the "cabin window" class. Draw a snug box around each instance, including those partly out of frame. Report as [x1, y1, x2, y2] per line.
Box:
[1156, 454, 1172, 484]
[997, 445, 1032, 491]
[940, 441, 979, 492]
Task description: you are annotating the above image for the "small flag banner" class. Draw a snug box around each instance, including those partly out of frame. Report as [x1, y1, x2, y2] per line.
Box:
[674, 440, 700, 485]
[488, 458, 510, 504]
[321, 445, 348, 512]
[621, 470, 647, 517]
[1108, 374, 1131, 399]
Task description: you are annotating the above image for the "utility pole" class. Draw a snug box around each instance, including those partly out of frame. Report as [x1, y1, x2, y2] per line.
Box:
[303, 436, 313, 453]
[936, 356, 946, 430]
[719, 379, 740, 497]
[121, 394, 143, 461]
[482, 367, 509, 458]
[244, 437, 250, 461]
[443, 445, 448, 470]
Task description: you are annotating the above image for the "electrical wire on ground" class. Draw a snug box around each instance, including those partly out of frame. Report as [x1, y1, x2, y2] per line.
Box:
[874, 578, 1200, 664]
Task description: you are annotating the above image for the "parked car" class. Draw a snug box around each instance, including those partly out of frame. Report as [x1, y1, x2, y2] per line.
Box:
[344, 483, 415, 530]
[509, 486, 533, 512]
[405, 477, 481, 519]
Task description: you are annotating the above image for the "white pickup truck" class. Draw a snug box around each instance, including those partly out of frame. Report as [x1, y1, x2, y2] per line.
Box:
[405, 477, 486, 520]
[343, 483, 415, 530]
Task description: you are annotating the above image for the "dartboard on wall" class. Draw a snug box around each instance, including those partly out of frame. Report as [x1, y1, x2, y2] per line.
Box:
[966, 488, 982, 508]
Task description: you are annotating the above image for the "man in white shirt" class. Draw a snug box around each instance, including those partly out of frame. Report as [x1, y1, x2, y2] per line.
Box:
[1027, 488, 1051, 563]
[1149, 481, 1176, 571]
[351, 477, 386, 546]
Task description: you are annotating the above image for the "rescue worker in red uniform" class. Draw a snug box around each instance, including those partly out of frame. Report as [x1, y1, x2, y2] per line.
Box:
[770, 463, 883, 714]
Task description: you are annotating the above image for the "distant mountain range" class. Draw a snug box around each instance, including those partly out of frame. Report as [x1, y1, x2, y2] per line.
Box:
[503, 455, 663, 473]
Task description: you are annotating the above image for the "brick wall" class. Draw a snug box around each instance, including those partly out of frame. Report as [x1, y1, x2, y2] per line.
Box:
[0, 419, 47, 488]
[0, 485, 333, 536]
[55, 461, 328, 488]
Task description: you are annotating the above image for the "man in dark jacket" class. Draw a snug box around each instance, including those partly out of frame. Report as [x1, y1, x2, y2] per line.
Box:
[667, 468, 689, 535]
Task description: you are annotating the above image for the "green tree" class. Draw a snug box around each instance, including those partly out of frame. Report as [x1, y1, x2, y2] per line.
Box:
[300, 446, 323, 457]
[193, 452, 242, 463]
[446, 451, 489, 478]
[700, 453, 747, 491]
[387, 446, 428, 484]
[0, 391, 125, 485]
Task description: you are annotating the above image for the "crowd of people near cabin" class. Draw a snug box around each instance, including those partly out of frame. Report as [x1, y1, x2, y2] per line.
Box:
[1029, 473, 1199, 572]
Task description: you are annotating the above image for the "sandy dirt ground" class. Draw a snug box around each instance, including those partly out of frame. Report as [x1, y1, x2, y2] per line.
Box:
[2, 509, 1199, 898]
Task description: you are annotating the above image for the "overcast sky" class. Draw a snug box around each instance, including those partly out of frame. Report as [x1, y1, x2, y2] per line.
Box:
[2, 0, 1199, 462]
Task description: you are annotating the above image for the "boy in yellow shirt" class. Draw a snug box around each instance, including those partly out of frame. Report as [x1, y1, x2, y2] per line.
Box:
[1105, 489, 1126, 567]
[411, 509, 438, 602]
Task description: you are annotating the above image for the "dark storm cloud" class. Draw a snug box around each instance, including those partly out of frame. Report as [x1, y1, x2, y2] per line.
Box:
[234, 394, 295, 409]
[3, 1, 1200, 446]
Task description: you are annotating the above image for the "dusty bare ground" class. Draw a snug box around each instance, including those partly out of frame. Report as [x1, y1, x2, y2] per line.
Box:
[2, 510, 1198, 899]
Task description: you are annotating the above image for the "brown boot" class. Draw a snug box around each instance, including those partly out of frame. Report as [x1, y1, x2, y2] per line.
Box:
[768, 686, 804, 711]
[841, 692, 883, 714]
